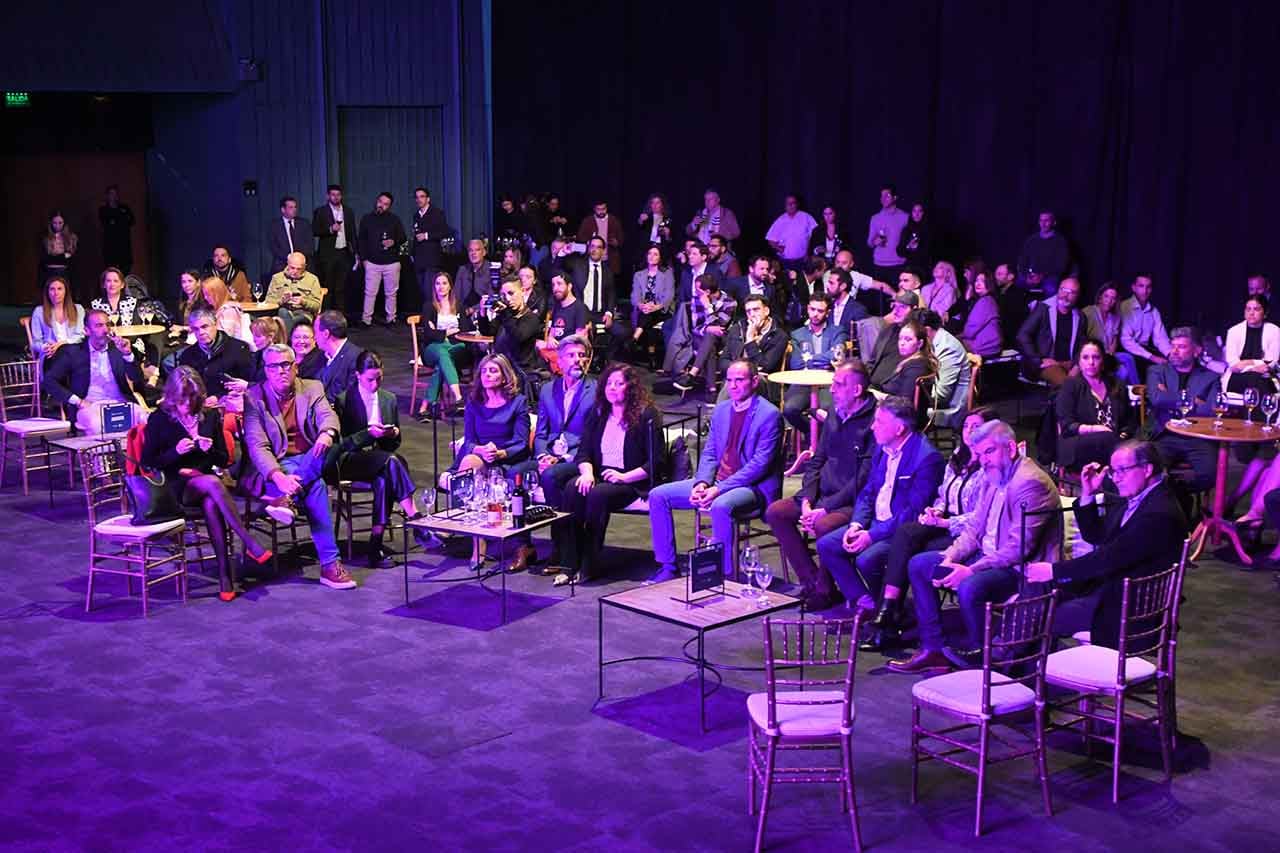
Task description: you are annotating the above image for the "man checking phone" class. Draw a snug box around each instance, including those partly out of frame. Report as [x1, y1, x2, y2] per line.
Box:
[266, 251, 324, 333]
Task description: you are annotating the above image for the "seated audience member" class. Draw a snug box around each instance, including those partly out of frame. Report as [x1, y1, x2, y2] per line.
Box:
[1222, 295, 1280, 394]
[1016, 209, 1072, 294]
[315, 310, 364, 403]
[42, 309, 149, 433]
[675, 240, 720, 304]
[1055, 339, 1138, 470]
[455, 238, 495, 312]
[332, 350, 435, 566]
[686, 188, 741, 243]
[290, 318, 326, 381]
[629, 245, 674, 347]
[241, 343, 355, 590]
[866, 290, 920, 389]
[782, 291, 848, 430]
[446, 353, 531, 568]
[916, 309, 970, 426]
[888, 419, 1061, 673]
[266, 251, 324, 331]
[824, 267, 870, 331]
[1147, 327, 1217, 493]
[1025, 441, 1187, 647]
[31, 275, 85, 359]
[1016, 276, 1084, 386]
[725, 255, 778, 315]
[549, 363, 664, 585]
[216, 302, 254, 348]
[815, 396, 945, 615]
[1116, 274, 1171, 384]
[536, 236, 572, 288]
[874, 319, 936, 410]
[417, 271, 472, 418]
[517, 265, 545, 321]
[673, 273, 736, 392]
[529, 336, 597, 516]
[765, 361, 876, 610]
[535, 270, 587, 375]
[492, 277, 543, 379]
[920, 261, 961, 322]
[142, 367, 271, 600]
[178, 308, 254, 410]
[786, 256, 827, 318]
[1083, 282, 1122, 360]
[202, 245, 252, 302]
[707, 233, 742, 279]
[865, 407, 998, 652]
[90, 267, 137, 326]
[569, 236, 628, 358]
[648, 360, 783, 583]
[994, 262, 1031, 348]
[716, 294, 789, 400]
[175, 268, 208, 328]
[250, 316, 287, 379]
[960, 270, 1003, 357]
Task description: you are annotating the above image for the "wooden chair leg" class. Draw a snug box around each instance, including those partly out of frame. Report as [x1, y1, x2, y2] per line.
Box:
[842, 736, 863, 853]
[974, 720, 990, 837]
[910, 702, 921, 804]
[1112, 693, 1126, 804]
[753, 739, 777, 853]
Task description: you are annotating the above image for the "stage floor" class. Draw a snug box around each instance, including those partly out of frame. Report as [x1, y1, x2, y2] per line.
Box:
[4, 324, 1276, 852]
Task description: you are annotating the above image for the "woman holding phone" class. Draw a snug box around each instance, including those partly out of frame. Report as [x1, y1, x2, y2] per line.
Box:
[141, 367, 272, 601]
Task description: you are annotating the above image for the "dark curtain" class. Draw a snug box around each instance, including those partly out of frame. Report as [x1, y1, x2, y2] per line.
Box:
[493, 0, 1280, 335]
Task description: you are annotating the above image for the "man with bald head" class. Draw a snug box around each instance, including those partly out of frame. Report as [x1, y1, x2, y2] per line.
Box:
[266, 251, 324, 331]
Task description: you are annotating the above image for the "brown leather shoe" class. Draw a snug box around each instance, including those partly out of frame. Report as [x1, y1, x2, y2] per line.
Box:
[886, 648, 953, 674]
[507, 545, 538, 573]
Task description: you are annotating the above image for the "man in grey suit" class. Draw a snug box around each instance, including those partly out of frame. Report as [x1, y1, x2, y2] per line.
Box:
[918, 309, 971, 427]
[242, 343, 354, 590]
[647, 360, 784, 583]
[268, 195, 313, 275]
[889, 419, 1062, 672]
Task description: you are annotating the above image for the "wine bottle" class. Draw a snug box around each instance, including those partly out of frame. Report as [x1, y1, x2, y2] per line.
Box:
[511, 472, 527, 529]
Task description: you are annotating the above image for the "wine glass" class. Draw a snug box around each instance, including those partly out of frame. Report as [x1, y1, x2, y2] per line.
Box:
[1176, 389, 1193, 425]
[491, 478, 510, 526]
[1212, 391, 1229, 429]
[418, 485, 437, 516]
[1244, 388, 1260, 425]
[801, 340, 813, 367]
[1263, 394, 1279, 432]
[740, 544, 759, 598]
[755, 564, 775, 607]
[138, 305, 154, 326]
[251, 281, 264, 303]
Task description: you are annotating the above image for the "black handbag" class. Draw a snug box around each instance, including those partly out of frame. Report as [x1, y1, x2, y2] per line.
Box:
[122, 456, 183, 525]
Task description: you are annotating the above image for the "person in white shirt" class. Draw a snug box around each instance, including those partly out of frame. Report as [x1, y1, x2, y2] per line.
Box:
[765, 194, 818, 268]
[40, 309, 149, 433]
[1116, 274, 1171, 384]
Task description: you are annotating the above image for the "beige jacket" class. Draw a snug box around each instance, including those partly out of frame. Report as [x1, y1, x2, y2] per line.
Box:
[942, 457, 1062, 572]
[241, 377, 339, 495]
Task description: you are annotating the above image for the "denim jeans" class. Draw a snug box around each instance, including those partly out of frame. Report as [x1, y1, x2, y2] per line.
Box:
[814, 528, 892, 603]
[263, 451, 340, 567]
[907, 550, 1021, 651]
[648, 478, 761, 578]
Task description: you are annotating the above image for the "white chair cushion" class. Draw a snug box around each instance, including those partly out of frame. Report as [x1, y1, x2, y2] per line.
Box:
[94, 514, 185, 539]
[621, 497, 649, 513]
[1071, 630, 1092, 645]
[746, 690, 852, 737]
[1045, 644, 1156, 691]
[912, 668, 1036, 717]
[4, 417, 71, 436]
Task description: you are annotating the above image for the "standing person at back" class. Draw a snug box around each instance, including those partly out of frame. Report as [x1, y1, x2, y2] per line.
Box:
[312, 184, 358, 318]
[867, 184, 909, 305]
[1016, 209, 1073, 295]
[409, 186, 449, 314]
[268, 195, 312, 276]
[356, 192, 407, 328]
[765, 193, 818, 272]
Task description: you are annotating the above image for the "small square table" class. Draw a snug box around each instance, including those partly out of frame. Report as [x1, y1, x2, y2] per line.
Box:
[42, 433, 128, 506]
[597, 578, 802, 732]
[401, 507, 567, 625]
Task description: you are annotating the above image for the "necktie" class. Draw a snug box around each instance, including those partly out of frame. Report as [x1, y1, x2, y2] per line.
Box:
[590, 264, 600, 312]
[286, 219, 294, 252]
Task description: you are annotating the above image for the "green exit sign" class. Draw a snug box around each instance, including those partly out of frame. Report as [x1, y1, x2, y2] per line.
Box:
[5, 92, 31, 108]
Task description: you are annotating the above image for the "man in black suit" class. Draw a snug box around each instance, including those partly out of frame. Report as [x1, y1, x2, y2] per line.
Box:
[314, 310, 364, 403]
[410, 186, 449, 313]
[178, 308, 255, 402]
[41, 309, 147, 433]
[269, 195, 313, 276]
[1025, 440, 1187, 649]
[724, 255, 778, 318]
[568, 236, 629, 360]
[312, 184, 358, 317]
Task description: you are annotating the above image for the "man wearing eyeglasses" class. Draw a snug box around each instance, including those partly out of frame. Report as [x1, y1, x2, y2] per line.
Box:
[1024, 440, 1186, 649]
[242, 343, 355, 590]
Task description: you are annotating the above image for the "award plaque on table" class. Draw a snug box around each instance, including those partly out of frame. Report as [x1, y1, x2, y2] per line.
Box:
[101, 402, 134, 436]
[675, 542, 731, 604]
[448, 469, 474, 510]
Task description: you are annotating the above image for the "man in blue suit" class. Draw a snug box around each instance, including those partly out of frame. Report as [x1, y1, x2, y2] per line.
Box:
[648, 360, 783, 583]
[816, 395, 945, 612]
[314, 310, 364, 403]
[1147, 326, 1218, 492]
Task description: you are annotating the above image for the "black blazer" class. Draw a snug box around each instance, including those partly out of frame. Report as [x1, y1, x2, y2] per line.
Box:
[1055, 374, 1137, 440]
[268, 216, 313, 274]
[40, 340, 145, 426]
[418, 303, 476, 345]
[573, 406, 666, 497]
[331, 387, 403, 482]
[141, 408, 230, 500]
[567, 255, 617, 312]
[719, 321, 789, 375]
[1052, 480, 1187, 649]
[312, 204, 358, 256]
[878, 354, 930, 402]
[1017, 303, 1085, 365]
[807, 226, 847, 262]
[177, 332, 255, 396]
[321, 340, 365, 402]
[298, 347, 326, 381]
[410, 206, 449, 268]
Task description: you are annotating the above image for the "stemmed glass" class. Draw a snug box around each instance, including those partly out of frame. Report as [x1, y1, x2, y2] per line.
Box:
[739, 544, 759, 598]
[1263, 394, 1279, 432]
[754, 563, 775, 607]
[138, 305, 154, 326]
[1212, 391, 1229, 429]
[251, 281, 264, 303]
[1244, 388, 1260, 425]
[418, 485, 437, 516]
[800, 341, 813, 367]
[1175, 389, 1193, 425]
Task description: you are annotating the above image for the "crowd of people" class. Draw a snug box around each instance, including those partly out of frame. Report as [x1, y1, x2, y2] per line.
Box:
[23, 178, 1280, 626]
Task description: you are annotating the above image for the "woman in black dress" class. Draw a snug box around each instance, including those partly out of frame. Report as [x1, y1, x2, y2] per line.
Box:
[141, 367, 271, 600]
[331, 350, 432, 565]
[1055, 339, 1138, 469]
[549, 363, 665, 586]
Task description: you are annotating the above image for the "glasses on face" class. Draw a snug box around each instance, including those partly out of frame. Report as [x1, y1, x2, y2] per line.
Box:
[1109, 463, 1144, 478]
[264, 361, 296, 372]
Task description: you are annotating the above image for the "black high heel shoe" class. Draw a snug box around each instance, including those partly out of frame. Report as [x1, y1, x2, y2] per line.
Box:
[858, 599, 903, 653]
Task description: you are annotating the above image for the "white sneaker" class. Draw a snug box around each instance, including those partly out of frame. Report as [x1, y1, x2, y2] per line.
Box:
[265, 504, 296, 526]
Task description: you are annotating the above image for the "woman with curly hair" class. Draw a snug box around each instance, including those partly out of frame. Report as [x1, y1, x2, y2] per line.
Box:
[549, 363, 665, 585]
